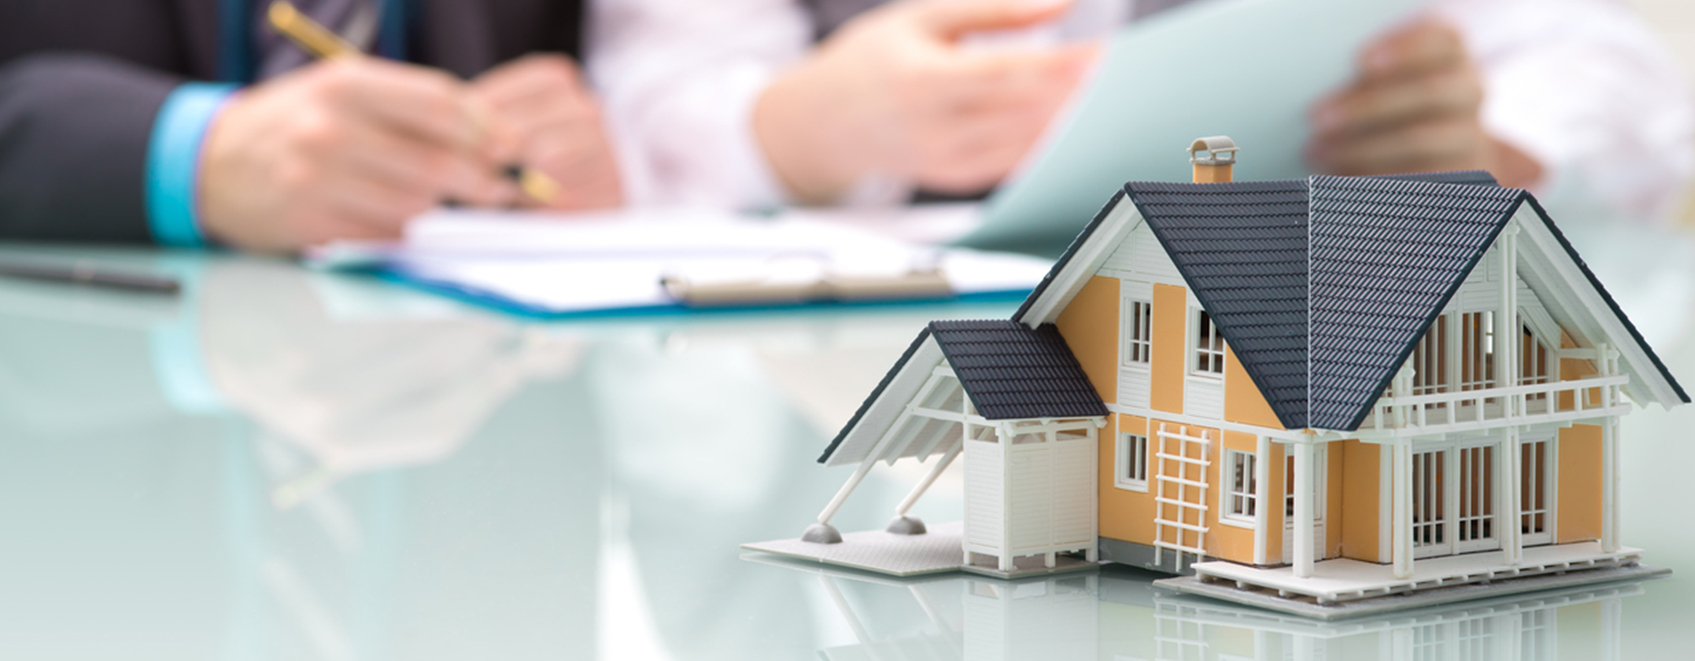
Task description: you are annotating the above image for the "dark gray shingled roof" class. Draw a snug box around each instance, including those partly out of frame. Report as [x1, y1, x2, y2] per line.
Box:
[1126, 179, 1313, 427]
[1304, 175, 1524, 429]
[1127, 173, 1521, 430]
[825, 171, 1689, 462]
[928, 320, 1108, 420]
[1124, 171, 1687, 431]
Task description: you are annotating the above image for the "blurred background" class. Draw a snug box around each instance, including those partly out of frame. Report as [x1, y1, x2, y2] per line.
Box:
[1631, 0, 1695, 225]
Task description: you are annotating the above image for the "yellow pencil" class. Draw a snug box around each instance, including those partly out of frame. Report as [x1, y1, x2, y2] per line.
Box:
[266, 0, 562, 204]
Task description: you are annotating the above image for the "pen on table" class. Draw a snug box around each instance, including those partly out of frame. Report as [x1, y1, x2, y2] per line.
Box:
[266, 0, 562, 204]
[0, 259, 181, 295]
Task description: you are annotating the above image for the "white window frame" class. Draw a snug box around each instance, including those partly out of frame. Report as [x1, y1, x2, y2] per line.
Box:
[1121, 298, 1153, 368]
[1411, 313, 1451, 396]
[1190, 307, 1225, 378]
[1220, 449, 1258, 527]
[1115, 432, 1149, 492]
[1460, 311, 1496, 391]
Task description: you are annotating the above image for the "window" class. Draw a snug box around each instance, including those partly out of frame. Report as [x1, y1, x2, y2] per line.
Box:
[1223, 450, 1257, 522]
[1122, 300, 1152, 366]
[1460, 311, 1495, 391]
[1116, 433, 1149, 491]
[1410, 314, 1450, 396]
[1519, 322, 1553, 402]
[1192, 310, 1224, 376]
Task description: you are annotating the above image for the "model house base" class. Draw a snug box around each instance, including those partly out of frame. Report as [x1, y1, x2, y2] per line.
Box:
[743, 521, 1099, 579]
[1158, 554, 1667, 621]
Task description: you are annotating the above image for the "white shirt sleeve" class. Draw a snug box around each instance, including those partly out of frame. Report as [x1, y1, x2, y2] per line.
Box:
[586, 0, 811, 209]
[1437, 0, 1695, 224]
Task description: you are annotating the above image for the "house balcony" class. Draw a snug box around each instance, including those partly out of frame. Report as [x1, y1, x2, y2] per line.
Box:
[1355, 373, 1631, 437]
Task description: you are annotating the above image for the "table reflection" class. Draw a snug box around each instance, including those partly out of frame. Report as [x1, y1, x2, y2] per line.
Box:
[783, 560, 1641, 661]
[0, 223, 1689, 660]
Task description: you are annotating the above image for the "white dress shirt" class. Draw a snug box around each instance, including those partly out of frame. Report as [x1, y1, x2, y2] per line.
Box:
[587, 0, 1694, 224]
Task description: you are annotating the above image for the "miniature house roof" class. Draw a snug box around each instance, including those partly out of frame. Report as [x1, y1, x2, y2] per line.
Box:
[1015, 172, 1688, 431]
[816, 321, 1105, 466]
[929, 320, 1107, 420]
[820, 171, 1688, 466]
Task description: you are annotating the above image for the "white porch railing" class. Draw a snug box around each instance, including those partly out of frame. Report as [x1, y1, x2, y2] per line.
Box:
[1360, 374, 1630, 435]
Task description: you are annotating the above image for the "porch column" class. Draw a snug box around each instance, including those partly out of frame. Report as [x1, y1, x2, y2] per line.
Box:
[1602, 416, 1620, 552]
[1502, 426, 1523, 565]
[1392, 440, 1414, 579]
[1498, 224, 1520, 413]
[1252, 435, 1271, 565]
[1293, 441, 1315, 578]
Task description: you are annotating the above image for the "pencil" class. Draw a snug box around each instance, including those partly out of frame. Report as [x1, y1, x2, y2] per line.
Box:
[266, 1, 562, 204]
[0, 259, 181, 294]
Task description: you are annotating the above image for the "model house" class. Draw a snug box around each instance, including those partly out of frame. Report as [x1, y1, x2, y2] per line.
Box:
[747, 136, 1686, 614]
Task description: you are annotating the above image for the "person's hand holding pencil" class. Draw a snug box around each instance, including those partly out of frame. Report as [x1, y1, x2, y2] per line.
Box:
[196, 1, 614, 253]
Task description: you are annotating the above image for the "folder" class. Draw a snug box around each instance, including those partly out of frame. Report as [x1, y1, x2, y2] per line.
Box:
[309, 207, 1052, 319]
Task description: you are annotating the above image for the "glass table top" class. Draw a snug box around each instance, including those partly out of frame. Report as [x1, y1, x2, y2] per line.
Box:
[1, 219, 1693, 659]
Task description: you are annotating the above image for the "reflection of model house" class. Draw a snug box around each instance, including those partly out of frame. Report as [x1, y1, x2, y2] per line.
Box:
[749, 136, 1686, 615]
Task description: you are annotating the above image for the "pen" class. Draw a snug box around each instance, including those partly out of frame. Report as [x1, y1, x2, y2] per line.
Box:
[266, 0, 562, 205]
[0, 259, 181, 295]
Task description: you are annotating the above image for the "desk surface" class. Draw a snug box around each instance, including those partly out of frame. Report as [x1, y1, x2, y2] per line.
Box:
[2, 221, 1694, 659]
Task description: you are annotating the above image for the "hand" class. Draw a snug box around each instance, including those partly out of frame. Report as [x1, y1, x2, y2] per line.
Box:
[1306, 19, 1542, 188]
[471, 54, 624, 210]
[754, 0, 1098, 202]
[200, 58, 520, 253]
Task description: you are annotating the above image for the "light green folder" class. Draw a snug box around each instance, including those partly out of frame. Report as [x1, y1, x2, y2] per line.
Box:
[957, 0, 1424, 250]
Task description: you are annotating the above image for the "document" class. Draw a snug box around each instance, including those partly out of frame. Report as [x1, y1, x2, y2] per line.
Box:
[959, 0, 1423, 249]
[311, 208, 1052, 317]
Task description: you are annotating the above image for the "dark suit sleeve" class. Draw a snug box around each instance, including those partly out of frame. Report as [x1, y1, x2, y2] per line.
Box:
[0, 53, 186, 243]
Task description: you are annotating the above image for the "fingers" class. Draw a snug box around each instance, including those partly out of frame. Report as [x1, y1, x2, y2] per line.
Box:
[473, 54, 587, 109]
[1307, 115, 1489, 176]
[308, 59, 484, 150]
[912, 0, 1073, 40]
[1358, 18, 1469, 83]
[1311, 64, 1482, 139]
[1307, 16, 1484, 177]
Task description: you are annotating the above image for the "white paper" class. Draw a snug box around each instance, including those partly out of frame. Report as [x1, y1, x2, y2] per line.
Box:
[317, 207, 1051, 315]
[962, 0, 1423, 248]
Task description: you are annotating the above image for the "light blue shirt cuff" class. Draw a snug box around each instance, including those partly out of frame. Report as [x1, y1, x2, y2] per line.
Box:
[145, 83, 239, 248]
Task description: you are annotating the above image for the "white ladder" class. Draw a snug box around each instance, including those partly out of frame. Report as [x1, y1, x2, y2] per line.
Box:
[1153, 423, 1212, 567]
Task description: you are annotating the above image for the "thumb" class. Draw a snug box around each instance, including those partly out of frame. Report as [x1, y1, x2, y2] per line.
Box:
[914, 0, 1073, 40]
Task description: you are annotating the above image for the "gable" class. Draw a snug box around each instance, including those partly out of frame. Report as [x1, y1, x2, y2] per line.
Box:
[1132, 179, 1313, 427]
[817, 321, 1110, 466]
[1511, 199, 1689, 406]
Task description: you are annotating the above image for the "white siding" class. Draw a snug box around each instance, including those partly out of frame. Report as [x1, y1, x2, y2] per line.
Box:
[964, 439, 1003, 548]
[1120, 367, 1151, 409]
[1100, 224, 1181, 281]
[1185, 377, 1224, 419]
[1008, 446, 1054, 550]
[1519, 280, 1562, 342]
[1051, 438, 1096, 544]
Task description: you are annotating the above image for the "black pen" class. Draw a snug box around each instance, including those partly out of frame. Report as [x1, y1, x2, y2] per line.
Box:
[0, 259, 181, 295]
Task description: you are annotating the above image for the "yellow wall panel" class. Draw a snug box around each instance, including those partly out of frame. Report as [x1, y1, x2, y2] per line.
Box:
[1206, 429, 1257, 564]
[1338, 440, 1381, 562]
[1558, 424, 1604, 544]
[1098, 414, 1155, 545]
[1056, 275, 1120, 404]
[1151, 284, 1187, 414]
[1224, 345, 1284, 429]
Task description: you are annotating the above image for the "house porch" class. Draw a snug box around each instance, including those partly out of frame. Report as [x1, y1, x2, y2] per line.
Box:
[1180, 541, 1645, 606]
